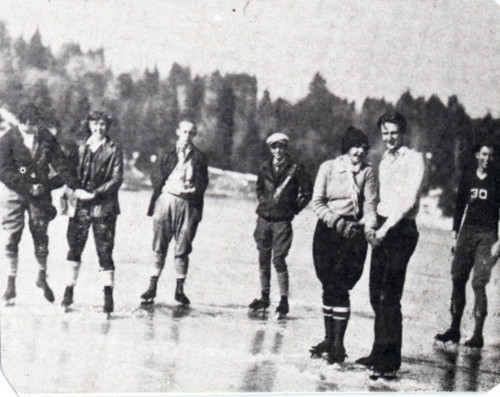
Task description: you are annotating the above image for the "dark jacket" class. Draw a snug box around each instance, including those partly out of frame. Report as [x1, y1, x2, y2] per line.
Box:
[256, 155, 312, 221]
[0, 126, 80, 206]
[147, 144, 209, 219]
[73, 136, 124, 218]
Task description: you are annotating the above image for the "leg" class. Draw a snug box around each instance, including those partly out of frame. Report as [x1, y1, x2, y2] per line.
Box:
[271, 220, 293, 316]
[250, 217, 272, 310]
[92, 216, 117, 313]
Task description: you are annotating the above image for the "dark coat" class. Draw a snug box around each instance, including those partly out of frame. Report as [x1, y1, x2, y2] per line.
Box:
[74, 137, 123, 218]
[0, 126, 79, 206]
[147, 145, 209, 219]
[256, 155, 312, 221]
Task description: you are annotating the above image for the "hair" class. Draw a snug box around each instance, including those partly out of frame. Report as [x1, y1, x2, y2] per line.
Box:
[341, 126, 370, 154]
[473, 140, 497, 154]
[86, 110, 113, 130]
[377, 111, 407, 134]
[17, 103, 41, 124]
[178, 119, 196, 131]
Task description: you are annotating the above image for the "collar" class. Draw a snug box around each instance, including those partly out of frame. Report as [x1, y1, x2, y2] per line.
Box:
[176, 142, 193, 154]
[337, 154, 364, 174]
[383, 145, 410, 160]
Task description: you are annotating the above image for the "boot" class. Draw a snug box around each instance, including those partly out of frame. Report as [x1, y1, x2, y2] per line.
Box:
[103, 286, 114, 313]
[249, 291, 270, 311]
[174, 279, 190, 306]
[327, 318, 348, 364]
[61, 286, 74, 308]
[310, 312, 333, 358]
[140, 276, 158, 304]
[276, 295, 289, 319]
[36, 270, 55, 303]
[464, 315, 485, 348]
[3, 276, 16, 303]
[435, 328, 461, 344]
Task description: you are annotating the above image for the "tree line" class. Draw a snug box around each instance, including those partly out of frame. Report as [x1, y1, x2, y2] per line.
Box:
[0, 23, 499, 215]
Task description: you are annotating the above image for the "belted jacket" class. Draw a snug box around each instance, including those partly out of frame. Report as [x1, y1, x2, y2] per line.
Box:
[256, 155, 312, 222]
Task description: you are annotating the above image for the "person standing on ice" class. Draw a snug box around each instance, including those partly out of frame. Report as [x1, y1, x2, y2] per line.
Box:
[140, 120, 208, 306]
[356, 111, 424, 380]
[0, 104, 81, 305]
[248, 132, 312, 318]
[435, 142, 500, 348]
[62, 111, 123, 314]
[309, 127, 378, 364]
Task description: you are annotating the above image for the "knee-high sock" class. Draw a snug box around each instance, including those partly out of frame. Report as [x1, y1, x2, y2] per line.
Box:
[100, 269, 114, 288]
[277, 270, 289, 297]
[65, 260, 82, 287]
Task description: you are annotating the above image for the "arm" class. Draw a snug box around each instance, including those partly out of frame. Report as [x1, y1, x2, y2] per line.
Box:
[452, 170, 468, 234]
[361, 166, 378, 230]
[92, 148, 124, 198]
[311, 162, 340, 227]
[255, 166, 265, 203]
[377, 151, 425, 238]
[48, 134, 81, 190]
[194, 152, 209, 197]
[0, 135, 31, 196]
[296, 164, 313, 213]
[150, 149, 168, 192]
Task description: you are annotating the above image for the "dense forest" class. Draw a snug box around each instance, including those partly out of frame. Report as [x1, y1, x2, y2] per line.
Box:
[0, 23, 499, 215]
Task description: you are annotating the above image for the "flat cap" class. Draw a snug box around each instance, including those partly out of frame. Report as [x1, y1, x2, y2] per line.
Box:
[266, 132, 289, 146]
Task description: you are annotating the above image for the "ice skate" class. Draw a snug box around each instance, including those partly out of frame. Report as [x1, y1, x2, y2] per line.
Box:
[3, 276, 16, 306]
[104, 286, 114, 314]
[275, 296, 289, 319]
[310, 338, 332, 358]
[36, 270, 55, 303]
[248, 297, 270, 312]
[140, 276, 158, 305]
[355, 354, 377, 369]
[435, 328, 460, 344]
[464, 334, 483, 348]
[174, 279, 190, 306]
[327, 344, 346, 364]
[61, 286, 74, 310]
[369, 369, 398, 381]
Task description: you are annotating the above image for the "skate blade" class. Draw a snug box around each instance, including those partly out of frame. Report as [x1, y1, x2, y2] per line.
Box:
[276, 312, 288, 320]
[140, 299, 155, 306]
[3, 298, 16, 307]
[369, 371, 398, 381]
[434, 339, 459, 352]
[61, 305, 72, 313]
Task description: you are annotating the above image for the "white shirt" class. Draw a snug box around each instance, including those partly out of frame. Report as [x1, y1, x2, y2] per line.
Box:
[377, 146, 425, 229]
[163, 143, 195, 196]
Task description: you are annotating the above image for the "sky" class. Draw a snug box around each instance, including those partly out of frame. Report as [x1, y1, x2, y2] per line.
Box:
[0, 0, 498, 117]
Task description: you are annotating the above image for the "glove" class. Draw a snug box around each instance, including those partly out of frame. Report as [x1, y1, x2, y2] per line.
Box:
[335, 218, 363, 239]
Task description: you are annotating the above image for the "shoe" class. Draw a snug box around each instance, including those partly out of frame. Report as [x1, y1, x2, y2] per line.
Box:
[276, 296, 289, 318]
[249, 297, 270, 311]
[327, 343, 346, 364]
[3, 276, 16, 304]
[175, 279, 190, 306]
[104, 286, 114, 313]
[310, 338, 333, 358]
[435, 328, 460, 344]
[355, 354, 378, 369]
[464, 334, 483, 348]
[61, 286, 74, 307]
[140, 276, 158, 304]
[36, 271, 55, 303]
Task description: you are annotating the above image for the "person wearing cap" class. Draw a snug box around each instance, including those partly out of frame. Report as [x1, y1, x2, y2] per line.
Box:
[140, 120, 209, 307]
[249, 132, 312, 318]
[0, 103, 81, 305]
[356, 111, 425, 379]
[62, 111, 123, 313]
[309, 126, 378, 364]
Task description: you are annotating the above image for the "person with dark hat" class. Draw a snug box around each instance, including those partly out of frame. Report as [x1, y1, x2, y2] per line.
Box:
[249, 132, 312, 318]
[309, 126, 378, 364]
[140, 120, 209, 306]
[356, 111, 425, 379]
[62, 110, 123, 313]
[0, 103, 81, 304]
[435, 142, 500, 349]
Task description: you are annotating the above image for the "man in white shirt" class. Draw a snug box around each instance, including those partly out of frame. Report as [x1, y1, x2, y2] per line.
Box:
[356, 111, 425, 379]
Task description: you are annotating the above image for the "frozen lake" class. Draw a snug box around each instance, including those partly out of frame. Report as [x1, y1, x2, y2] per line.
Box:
[1, 190, 499, 394]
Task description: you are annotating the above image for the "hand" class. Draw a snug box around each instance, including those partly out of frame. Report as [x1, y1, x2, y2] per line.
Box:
[74, 189, 95, 201]
[30, 184, 46, 197]
[491, 240, 500, 259]
[335, 218, 363, 239]
[451, 231, 458, 254]
[365, 227, 381, 248]
[375, 226, 389, 241]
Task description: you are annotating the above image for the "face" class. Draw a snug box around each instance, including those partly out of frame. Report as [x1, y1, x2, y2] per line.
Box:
[347, 145, 367, 165]
[176, 121, 196, 147]
[18, 119, 38, 135]
[89, 119, 108, 138]
[476, 145, 494, 171]
[381, 122, 403, 152]
[270, 142, 288, 161]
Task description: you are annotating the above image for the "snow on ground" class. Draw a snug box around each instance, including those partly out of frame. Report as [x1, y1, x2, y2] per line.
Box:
[0, 185, 499, 395]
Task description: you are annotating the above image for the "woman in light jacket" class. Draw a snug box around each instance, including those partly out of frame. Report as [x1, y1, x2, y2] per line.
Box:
[309, 126, 378, 364]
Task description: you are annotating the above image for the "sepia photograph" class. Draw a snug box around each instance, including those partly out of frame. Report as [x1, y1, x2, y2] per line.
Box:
[0, 0, 499, 395]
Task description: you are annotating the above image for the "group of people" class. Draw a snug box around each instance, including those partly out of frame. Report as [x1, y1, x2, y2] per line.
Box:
[0, 104, 498, 380]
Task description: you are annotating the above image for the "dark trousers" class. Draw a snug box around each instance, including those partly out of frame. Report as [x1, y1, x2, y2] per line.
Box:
[313, 220, 367, 307]
[369, 217, 419, 371]
[66, 204, 117, 271]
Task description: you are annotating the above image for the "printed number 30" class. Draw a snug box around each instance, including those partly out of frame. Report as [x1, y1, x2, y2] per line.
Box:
[471, 188, 488, 200]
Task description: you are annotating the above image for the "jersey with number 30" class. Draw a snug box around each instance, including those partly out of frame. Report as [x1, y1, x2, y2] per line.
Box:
[453, 170, 500, 232]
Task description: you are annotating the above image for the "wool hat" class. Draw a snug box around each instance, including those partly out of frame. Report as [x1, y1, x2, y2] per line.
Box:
[266, 132, 289, 146]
